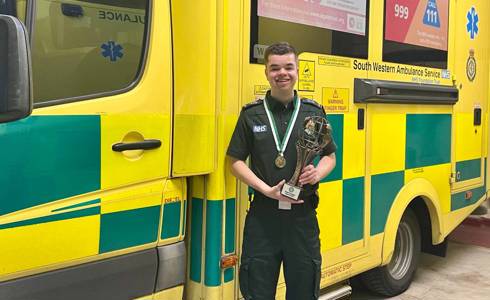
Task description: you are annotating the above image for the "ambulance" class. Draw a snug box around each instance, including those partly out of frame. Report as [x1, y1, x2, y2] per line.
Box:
[0, 1, 488, 299]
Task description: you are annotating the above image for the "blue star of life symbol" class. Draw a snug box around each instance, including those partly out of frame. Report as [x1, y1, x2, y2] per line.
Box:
[101, 41, 123, 62]
[466, 7, 479, 39]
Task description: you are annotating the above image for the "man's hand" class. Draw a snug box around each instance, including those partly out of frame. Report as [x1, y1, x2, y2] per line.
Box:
[299, 164, 320, 185]
[265, 180, 304, 204]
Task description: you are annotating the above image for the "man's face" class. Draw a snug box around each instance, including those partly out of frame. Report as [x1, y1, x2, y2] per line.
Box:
[265, 53, 298, 94]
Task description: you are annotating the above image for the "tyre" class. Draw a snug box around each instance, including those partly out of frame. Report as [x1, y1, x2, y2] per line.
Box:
[361, 209, 421, 297]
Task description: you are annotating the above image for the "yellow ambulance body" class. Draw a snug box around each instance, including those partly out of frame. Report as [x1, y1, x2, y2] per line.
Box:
[0, 0, 488, 299]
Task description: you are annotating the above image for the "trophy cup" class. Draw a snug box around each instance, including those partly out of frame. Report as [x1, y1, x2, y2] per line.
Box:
[281, 116, 332, 200]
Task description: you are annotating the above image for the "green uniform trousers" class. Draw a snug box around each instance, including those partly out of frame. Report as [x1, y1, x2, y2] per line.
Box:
[239, 196, 322, 300]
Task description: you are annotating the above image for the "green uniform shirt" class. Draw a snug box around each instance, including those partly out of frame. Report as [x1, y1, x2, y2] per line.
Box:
[227, 90, 337, 202]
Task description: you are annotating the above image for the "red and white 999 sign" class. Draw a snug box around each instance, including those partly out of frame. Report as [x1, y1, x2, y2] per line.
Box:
[394, 3, 409, 19]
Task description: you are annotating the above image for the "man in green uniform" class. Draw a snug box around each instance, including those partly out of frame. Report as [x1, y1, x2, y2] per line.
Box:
[227, 42, 337, 300]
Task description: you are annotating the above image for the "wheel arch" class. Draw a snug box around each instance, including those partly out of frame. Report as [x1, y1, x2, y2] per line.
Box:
[381, 178, 444, 265]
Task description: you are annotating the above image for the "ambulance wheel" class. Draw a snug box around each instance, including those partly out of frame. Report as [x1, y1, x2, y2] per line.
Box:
[361, 209, 421, 297]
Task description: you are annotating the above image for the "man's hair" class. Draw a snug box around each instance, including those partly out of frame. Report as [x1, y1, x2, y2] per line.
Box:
[264, 42, 297, 64]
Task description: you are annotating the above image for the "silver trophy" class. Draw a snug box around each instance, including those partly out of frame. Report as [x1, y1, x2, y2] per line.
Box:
[281, 116, 332, 200]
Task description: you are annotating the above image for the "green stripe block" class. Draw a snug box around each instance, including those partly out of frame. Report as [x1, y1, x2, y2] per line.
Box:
[161, 201, 181, 239]
[224, 268, 234, 283]
[225, 198, 236, 254]
[99, 206, 160, 253]
[371, 171, 404, 235]
[182, 199, 187, 236]
[205, 200, 223, 287]
[52, 199, 101, 212]
[0, 207, 100, 230]
[342, 177, 364, 244]
[406, 114, 451, 169]
[190, 198, 203, 283]
[0, 116, 101, 215]
[322, 114, 343, 182]
[451, 186, 486, 211]
[456, 158, 481, 182]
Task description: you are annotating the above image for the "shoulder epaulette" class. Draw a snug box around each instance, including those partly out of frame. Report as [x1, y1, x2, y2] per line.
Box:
[301, 98, 322, 109]
[242, 99, 264, 110]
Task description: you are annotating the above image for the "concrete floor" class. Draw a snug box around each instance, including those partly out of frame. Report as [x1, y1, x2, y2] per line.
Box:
[351, 242, 490, 300]
[352, 201, 490, 300]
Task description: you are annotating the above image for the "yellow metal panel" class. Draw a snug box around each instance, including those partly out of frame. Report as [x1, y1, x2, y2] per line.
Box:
[133, 285, 184, 300]
[320, 234, 383, 287]
[342, 111, 366, 179]
[317, 181, 342, 251]
[185, 280, 202, 300]
[0, 216, 99, 276]
[453, 0, 489, 113]
[454, 113, 483, 161]
[158, 178, 186, 246]
[101, 182, 162, 214]
[203, 286, 222, 299]
[134, 296, 152, 300]
[369, 111, 405, 175]
[443, 192, 487, 236]
[223, 281, 235, 300]
[101, 114, 170, 189]
[152, 285, 184, 300]
[322, 239, 364, 268]
[172, 0, 217, 176]
[191, 176, 206, 200]
[207, 115, 228, 201]
[405, 164, 452, 214]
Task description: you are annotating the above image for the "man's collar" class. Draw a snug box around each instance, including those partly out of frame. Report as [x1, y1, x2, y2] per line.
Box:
[265, 90, 298, 111]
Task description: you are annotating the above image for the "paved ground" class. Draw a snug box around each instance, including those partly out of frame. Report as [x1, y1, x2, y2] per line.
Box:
[352, 201, 490, 300]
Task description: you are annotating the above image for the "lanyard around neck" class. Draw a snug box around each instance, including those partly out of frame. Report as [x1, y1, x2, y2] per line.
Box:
[263, 96, 301, 155]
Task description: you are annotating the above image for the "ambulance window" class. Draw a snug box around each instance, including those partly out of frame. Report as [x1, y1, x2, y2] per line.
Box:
[30, 0, 148, 104]
[250, 0, 369, 63]
[382, 0, 448, 69]
[0, 1, 27, 25]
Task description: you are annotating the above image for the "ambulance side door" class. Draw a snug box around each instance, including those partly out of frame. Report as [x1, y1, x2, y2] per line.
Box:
[0, 1, 172, 298]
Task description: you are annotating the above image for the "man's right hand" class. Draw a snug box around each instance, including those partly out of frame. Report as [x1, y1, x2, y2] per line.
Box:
[266, 180, 304, 204]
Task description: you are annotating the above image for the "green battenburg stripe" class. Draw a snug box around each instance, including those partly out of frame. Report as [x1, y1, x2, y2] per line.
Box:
[452, 159, 486, 211]
[321, 114, 343, 182]
[99, 205, 160, 253]
[225, 198, 236, 254]
[0, 207, 100, 230]
[190, 198, 203, 283]
[0, 116, 101, 216]
[161, 201, 181, 239]
[371, 171, 404, 235]
[224, 268, 234, 283]
[205, 200, 223, 287]
[224, 198, 236, 283]
[52, 199, 101, 212]
[406, 114, 451, 169]
[182, 199, 187, 236]
[451, 186, 486, 211]
[456, 158, 481, 182]
[342, 177, 364, 244]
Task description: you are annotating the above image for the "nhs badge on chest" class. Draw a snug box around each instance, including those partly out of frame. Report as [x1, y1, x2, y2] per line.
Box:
[253, 125, 267, 133]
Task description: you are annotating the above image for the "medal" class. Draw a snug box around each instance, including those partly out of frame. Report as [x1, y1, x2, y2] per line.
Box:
[264, 94, 301, 169]
[275, 153, 286, 168]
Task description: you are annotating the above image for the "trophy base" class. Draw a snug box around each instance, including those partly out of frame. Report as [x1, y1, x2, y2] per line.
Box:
[281, 183, 302, 201]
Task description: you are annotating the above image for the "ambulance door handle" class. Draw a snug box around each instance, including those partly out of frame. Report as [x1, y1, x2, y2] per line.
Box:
[112, 139, 162, 152]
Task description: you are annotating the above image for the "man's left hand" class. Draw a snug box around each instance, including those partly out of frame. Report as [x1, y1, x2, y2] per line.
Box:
[299, 164, 320, 185]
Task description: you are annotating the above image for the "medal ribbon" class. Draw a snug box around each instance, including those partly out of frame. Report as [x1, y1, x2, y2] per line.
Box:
[263, 95, 301, 156]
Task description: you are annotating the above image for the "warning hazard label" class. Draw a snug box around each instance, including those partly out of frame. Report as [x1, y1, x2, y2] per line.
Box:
[322, 87, 349, 113]
[299, 60, 315, 92]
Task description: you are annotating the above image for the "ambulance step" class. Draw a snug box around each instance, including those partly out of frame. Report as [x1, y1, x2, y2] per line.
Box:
[319, 284, 352, 300]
